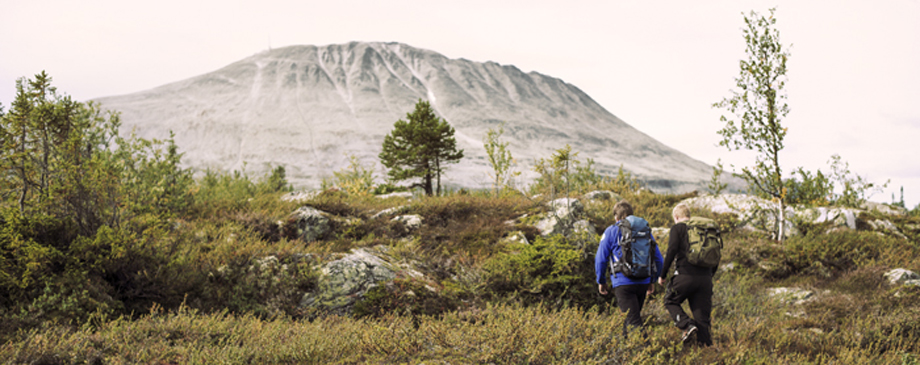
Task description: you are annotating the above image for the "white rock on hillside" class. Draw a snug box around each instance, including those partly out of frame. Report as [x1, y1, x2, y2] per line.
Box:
[885, 268, 920, 285]
[377, 192, 413, 200]
[681, 194, 798, 236]
[371, 205, 407, 219]
[392, 214, 423, 230]
[767, 287, 815, 305]
[681, 194, 905, 238]
[535, 198, 587, 236]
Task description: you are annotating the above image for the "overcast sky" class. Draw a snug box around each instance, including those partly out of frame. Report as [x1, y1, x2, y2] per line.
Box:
[2, 0, 919, 207]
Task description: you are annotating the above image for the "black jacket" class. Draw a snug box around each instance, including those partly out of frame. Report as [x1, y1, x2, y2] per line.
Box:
[661, 222, 717, 277]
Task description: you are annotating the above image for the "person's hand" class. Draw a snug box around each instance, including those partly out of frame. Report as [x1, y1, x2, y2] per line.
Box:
[598, 284, 608, 295]
[646, 284, 654, 295]
[658, 277, 666, 286]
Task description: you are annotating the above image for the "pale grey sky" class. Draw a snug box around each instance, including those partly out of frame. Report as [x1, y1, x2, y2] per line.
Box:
[2, 0, 919, 207]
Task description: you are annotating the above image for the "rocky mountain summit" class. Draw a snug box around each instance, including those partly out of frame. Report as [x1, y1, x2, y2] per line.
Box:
[94, 42, 717, 192]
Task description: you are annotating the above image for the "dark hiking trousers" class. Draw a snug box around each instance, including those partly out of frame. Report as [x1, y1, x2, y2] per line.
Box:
[614, 283, 648, 337]
[664, 274, 713, 346]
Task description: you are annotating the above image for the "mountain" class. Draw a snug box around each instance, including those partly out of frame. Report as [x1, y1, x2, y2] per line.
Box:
[94, 42, 716, 193]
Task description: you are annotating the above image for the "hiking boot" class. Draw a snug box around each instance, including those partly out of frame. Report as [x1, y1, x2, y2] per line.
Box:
[681, 325, 698, 343]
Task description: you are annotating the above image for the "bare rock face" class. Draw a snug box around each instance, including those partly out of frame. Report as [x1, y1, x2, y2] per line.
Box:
[93, 42, 718, 193]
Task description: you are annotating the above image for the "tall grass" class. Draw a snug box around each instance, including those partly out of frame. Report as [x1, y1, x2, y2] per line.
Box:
[4, 289, 919, 364]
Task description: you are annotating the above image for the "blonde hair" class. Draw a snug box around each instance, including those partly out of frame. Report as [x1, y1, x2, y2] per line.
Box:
[672, 203, 690, 221]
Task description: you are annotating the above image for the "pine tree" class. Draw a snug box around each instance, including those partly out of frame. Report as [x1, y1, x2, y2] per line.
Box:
[379, 100, 464, 196]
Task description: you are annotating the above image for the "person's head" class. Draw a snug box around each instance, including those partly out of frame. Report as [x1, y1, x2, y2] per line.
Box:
[613, 200, 634, 221]
[672, 203, 691, 223]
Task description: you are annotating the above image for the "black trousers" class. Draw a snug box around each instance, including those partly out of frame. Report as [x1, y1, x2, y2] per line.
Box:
[664, 274, 713, 346]
[613, 283, 648, 337]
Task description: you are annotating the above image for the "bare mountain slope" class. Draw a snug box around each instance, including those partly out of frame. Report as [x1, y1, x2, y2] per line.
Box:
[94, 42, 714, 193]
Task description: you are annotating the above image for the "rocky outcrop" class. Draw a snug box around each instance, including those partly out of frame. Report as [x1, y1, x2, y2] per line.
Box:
[681, 194, 798, 236]
[681, 194, 906, 238]
[534, 198, 595, 237]
[289, 206, 332, 242]
[300, 247, 421, 315]
[885, 268, 920, 286]
[392, 214, 423, 230]
[862, 201, 908, 217]
[371, 205, 407, 219]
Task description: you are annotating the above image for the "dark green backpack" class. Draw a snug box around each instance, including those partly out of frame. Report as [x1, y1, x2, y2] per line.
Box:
[685, 217, 723, 268]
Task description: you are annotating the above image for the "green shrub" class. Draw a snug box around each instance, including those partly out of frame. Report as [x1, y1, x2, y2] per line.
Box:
[481, 233, 601, 309]
[529, 145, 611, 197]
[784, 167, 832, 206]
[327, 154, 376, 196]
[204, 255, 318, 319]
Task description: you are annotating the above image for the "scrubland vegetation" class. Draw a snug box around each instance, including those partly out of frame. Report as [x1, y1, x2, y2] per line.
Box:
[2, 167, 920, 364]
[3, 73, 920, 364]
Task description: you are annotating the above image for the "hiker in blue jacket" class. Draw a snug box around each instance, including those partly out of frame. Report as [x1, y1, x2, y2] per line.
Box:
[595, 200, 664, 337]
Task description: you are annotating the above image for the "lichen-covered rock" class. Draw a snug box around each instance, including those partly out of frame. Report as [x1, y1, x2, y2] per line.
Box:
[861, 201, 907, 217]
[867, 219, 907, 239]
[299, 248, 402, 315]
[885, 268, 920, 285]
[392, 214, 423, 229]
[549, 198, 584, 218]
[535, 198, 586, 236]
[290, 206, 331, 243]
[794, 207, 859, 230]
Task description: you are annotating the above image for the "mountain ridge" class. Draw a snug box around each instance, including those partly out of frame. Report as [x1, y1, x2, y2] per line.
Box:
[94, 41, 717, 193]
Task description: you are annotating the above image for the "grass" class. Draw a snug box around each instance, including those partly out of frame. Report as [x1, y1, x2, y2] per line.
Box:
[3, 277, 919, 364]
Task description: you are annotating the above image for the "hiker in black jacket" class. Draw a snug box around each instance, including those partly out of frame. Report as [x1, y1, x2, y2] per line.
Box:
[658, 203, 716, 346]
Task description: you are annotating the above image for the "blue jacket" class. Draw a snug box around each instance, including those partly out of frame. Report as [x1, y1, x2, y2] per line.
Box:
[595, 216, 664, 287]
